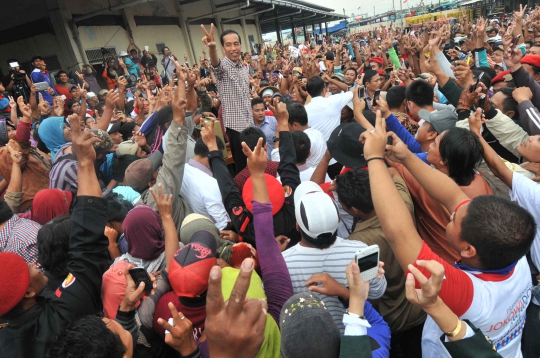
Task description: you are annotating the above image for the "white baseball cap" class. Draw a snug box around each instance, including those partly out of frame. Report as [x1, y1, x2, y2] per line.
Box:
[294, 181, 340, 238]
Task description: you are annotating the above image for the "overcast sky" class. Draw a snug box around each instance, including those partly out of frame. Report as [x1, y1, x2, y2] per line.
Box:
[303, 0, 433, 19]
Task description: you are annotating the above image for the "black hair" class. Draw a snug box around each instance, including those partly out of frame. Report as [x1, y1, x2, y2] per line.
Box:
[461, 196, 536, 270]
[345, 67, 358, 80]
[525, 63, 540, 75]
[287, 102, 308, 126]
[239, 127, 266, 151]
[335, 168, 374, 214]
[118, 122, 137, 141]
[0, 199, 14, 224]
[130, 48, 138, 53]
[405, 80, 434, 107]
[194, 136, 224, 157]
[251, 97, 264, 108]
[498, 87, 519, 116]
[386, 85, 407, 110]
[220, 30, 241, 46]
[439, 128, 482, 186]
[301, 229, 338, 249]
[472, 70, 493, 89]
[291, 131, 310, 165]
[56, 70, 68, 77]
[6, 58, 18, 66]
[44, 315, 126, 358]
[362, 69, 379, 86]
[325, 51, 335, 61]
[112, 154, 140, 182]
[306, 76, 325, 97]
[37, 214, 71, 279]
[96, 102, 106, 117]
[104, 192, 133, 223]
[31, 55, 43, 63]
[66, 99, 78, 109]
[525, 40, 534, 47]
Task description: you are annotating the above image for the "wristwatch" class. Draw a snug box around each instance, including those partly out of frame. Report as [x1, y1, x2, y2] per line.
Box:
[272, 136, 280, 143]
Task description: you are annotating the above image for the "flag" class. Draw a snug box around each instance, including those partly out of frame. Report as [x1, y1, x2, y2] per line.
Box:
[403, 0, 407, 3]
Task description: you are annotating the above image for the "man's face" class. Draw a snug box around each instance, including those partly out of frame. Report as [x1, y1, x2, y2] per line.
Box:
[28, 263, 48, 296]
[351, 62, 359, 70]
[492, 81, 508, 94]
[445, 202, 468, 254]
[344, 70, 356, 85]
[366, 74, 382, 91]
[262, 94, 272, 107]
[58, 73, 69, 83]
[222, 33, 242, 61]
[415, 120, 437, 146]
[130, 50, 138, 58]
[163, 47, 171, 56]
[492, 49, 504, 64]
[32, 58, 45, 69]
[426, 130, 445, 167]
[523, 64, 540, 80]
[71, 102, 81, 113]
[369, 62, 381, 70]
[529, 46, 540, 55]
[252, 103, 265, 122]
[88, 97, 99, 108]
[109, 131, 123, 145]
[108, 61, 117, 69]
[328, 82, 341, 95]
[488, 30, 497, 38]
[340, 106, 354, 123]
[517, 135, 540, 162]
[149, 80, 156, 90]
[70, 88, 81, 99]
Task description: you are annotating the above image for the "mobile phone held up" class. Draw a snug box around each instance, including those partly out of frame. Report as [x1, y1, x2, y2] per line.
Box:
[358, 85, 365, 98]
[372, 89, 381, 107]
[34, 82, 50, 91]
[511, 34, 521, 49]
[354, 245, 380, 282]
[128, 267, 153, 291]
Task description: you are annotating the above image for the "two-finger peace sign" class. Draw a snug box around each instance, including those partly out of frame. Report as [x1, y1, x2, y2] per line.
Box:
[201, 24, 216, 47]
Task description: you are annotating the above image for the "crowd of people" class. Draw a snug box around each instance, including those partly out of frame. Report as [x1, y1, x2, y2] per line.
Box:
[1, 4, 540, 358]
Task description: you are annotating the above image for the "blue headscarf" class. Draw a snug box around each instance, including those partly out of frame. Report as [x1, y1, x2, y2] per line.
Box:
[38, 116, 68, 161]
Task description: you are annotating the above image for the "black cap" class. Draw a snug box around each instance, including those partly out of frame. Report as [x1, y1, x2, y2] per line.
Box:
[327, 123, 366, 168]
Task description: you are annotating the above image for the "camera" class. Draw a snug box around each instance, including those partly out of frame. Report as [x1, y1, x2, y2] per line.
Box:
[9, 69, 26, 82]
[100, 47, 111, 56]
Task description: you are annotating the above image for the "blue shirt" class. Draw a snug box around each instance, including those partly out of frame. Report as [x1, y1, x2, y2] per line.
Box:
[385, 113, 430, 164]
[254, 115, 277, 159]
[31, 69, 58, 105]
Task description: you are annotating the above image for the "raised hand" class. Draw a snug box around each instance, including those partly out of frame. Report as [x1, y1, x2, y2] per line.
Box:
[38, 93, 51, 115]
[6, 144, 23, 165]
[306, 272, 349, 299]
[69, 114, 100, 166]
[205, 260, 267, 358]
[171, 86, 187, 125]
[133, 131, 147, 148]
[53, 97, 65, 117]
[8, 96, 16, 109]
[405, 260, 445, 312]
[201, 24, 216, 47]
[78, 84, 87, 99]
[157, 302, 198, 355]
[105, 90, 120, 110]
[17, 96, 31, 119]
[120, 263, 157, 311]
[150, 183, 173, 220]
[267, 98, 289, 125]
[468, 108, 487, 136]
[346, 261, 370, 316]
[241, 137, 267, 176]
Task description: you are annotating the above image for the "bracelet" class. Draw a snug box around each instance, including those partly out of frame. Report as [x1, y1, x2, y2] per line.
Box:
[445, 318, 462, 337]
[366, 157, 385, 164]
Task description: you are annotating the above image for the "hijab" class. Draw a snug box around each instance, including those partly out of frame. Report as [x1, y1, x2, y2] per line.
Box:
[31, 189, 73, 225]
[38, 116, 68, 161]
[123, 205, 164, 261]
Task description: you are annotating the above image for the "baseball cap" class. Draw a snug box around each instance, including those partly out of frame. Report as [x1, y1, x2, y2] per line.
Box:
[0, 252, 31, 316]
[168, 231, 217, 297]
[98, 89, 109, 96]
[243, 174, 285, 215]
[87, 92, 97, 98]
[118, 51, 129, 57]
[418, 109, 457, 134]
[88, 129, 114, 155]
[180, 213, 221, 246]
[125, 151, 162, 191]
[326, 123, 367, 168]
[116, 140, 139, 157]
[107, 122, 122, 134]
[69, 85, 78, 91]
[294, 181, 340, 238]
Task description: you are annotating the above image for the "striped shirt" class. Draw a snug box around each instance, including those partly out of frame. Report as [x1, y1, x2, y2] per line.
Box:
[49, 143, 78, 194]
[212, 56, 252, 132]
[0, 214, 41, 264]
[282, 237, 387, 332]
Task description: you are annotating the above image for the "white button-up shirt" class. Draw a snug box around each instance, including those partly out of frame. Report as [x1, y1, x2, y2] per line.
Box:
[305, 92, 353, 141]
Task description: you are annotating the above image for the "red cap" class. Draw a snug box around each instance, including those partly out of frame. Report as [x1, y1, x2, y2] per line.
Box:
[521, 55, 540, 68]
[0, 252, 30, 316]
[491, 70, 512, 85]
[369, 57, 384, 66]
[242, 174, 285, 215]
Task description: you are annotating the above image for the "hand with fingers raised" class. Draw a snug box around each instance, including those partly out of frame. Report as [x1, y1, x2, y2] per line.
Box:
[157, 302, 198, 356]
[205, 259, 267, 358]
[201, 24, 216, 48]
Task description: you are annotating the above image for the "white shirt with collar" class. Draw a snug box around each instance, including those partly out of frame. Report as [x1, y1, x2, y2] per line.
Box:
[180, 159, 230, 230]
[305, 91, 353, 141]
[270, 127, 329, 168]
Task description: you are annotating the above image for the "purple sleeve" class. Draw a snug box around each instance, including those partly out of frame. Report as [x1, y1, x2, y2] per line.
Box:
[252, 200, 293, 327]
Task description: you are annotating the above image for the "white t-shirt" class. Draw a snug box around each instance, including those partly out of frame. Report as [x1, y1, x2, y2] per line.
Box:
[415, 241, 532, 358]
[510, 171, 540, 269]
[305, 92, 353, 141]
[270, 127, 331, 168]
[282, 237, 387, 333]
[276, 164, 330, 183]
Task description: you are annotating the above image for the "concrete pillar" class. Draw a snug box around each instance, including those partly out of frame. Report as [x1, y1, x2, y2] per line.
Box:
[175, 2, 197, 65]
[275, 17, 282, 43]
[303, 24, 307, 43]
[325, 22, 329, 36]
[254, 15, 264, 44]
[290, 18, 297, 44]
[240, 18, 249, 52]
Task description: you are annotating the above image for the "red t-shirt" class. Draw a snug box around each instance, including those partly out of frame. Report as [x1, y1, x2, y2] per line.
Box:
[153, 291, 206, 341]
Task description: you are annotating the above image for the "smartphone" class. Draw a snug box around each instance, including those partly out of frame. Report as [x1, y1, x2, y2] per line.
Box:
[354, 245, 380, 281]
[511, 34, 521, 48]
[401, 58, 406, 69]
[34, 82, 50, 91]
[372, 89, 381, 106]
[144, 45, 149, 51]
[128, 267, 153, 291]
[387, 136, 393, 146]
[470, 72, 483, 93]
[478, 94, 486, 111]
[358, 85, 365, 98]
[394, 80, 400, 86]
[9, 62, 19, 68]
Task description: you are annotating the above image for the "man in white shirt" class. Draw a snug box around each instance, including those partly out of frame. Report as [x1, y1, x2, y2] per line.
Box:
[305, 76, 353, 141]
[282, 181, 387, 333]
[180, 137, 230, 230]
[280, 102, 327, 168]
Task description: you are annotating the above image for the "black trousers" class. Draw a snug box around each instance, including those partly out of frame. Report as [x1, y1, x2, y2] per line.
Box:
[389, 321, 424, 358]
[226, 127, 247, 175]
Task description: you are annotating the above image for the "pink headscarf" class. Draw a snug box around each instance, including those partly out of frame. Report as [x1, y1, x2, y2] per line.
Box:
[123, 205, 164, 261]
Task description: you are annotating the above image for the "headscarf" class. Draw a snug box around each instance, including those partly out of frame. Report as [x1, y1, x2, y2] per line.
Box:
[123, 205, 164, 261]
[31, 189, 73, 225]
[38, 116, 68, 161]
